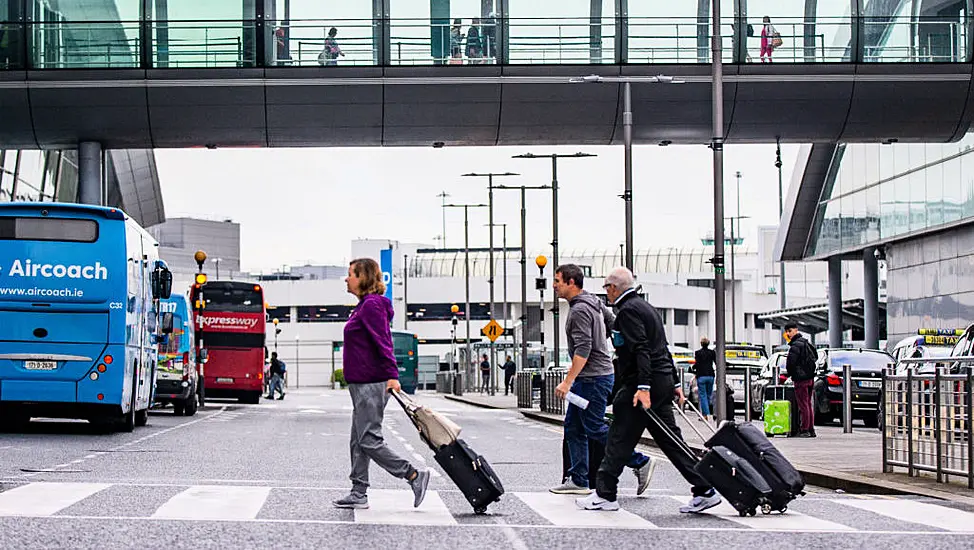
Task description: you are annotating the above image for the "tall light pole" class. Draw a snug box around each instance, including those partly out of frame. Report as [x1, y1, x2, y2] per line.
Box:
[436, 191, 451, 248]
[494, 184, 552, 371]
[711, 0, 729, 423]
[776, 137, 786, 309]
[536, 255, 548, 369]
[513, 152, 595, 371]
[463, 171, 518, 395]
[729, 171, 742, 343]
[445, 203, 488, 390]
[569, 74, 682, 271]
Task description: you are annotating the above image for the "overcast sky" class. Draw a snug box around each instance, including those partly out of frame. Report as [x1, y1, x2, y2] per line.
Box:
[154, 144, 800, 273]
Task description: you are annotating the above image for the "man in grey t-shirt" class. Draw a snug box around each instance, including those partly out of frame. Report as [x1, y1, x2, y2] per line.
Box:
[549, 264, 655, 496]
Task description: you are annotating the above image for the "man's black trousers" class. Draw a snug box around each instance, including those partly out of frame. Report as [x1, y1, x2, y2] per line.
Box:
[596, 373, 713, 501]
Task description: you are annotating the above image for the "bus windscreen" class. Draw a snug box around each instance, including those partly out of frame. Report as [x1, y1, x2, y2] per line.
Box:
[0, 218, 98, 242]
[202, 286, 263, 313]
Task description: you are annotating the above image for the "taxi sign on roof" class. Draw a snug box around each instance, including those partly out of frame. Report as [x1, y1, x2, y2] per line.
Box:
[918, 328, 964, 336]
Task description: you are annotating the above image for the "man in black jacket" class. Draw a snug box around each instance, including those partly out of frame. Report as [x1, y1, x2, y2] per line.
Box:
[785, 323, 817, 437]
[576, 267, 720, 514]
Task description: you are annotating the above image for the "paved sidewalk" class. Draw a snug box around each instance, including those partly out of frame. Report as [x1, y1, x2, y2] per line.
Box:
[519, 408, 974, 505]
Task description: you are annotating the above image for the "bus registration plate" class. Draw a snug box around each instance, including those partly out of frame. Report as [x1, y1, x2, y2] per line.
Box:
[216, 377, 234, 384]
[24, 360, 57, 371]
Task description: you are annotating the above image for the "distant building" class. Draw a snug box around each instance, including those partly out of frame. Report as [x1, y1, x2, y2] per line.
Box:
[148, 217, 241, 278]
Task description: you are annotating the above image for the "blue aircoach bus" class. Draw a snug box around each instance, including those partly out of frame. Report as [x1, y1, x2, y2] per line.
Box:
[0, 203, 173, 432]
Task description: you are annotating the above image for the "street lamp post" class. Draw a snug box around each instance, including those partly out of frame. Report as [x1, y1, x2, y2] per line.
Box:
[193, 250, 207, 408]
[493, 184, 552, 372]
[272, 318, 280, 351]
[711, 0, 729, 423]
[444, 203, 488, 391]
[569, 74, 682, 271]
[514, 152, 595, 371]
[294, 334, 300, 389]
[463, 172, 518, 396]
[436, 191, 450, 248]
[775, 138, 786, 309]
[450, 304, 460, 394]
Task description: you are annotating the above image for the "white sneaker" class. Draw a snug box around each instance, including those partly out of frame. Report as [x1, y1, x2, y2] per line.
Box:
[679, 491, 721, 514]
[575, 493, 620, 511]
[633, 458, 657, 496]
[549, 478, 592, 495]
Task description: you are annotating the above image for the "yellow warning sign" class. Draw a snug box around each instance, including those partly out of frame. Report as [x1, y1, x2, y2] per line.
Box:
[481, 319, 503, 342]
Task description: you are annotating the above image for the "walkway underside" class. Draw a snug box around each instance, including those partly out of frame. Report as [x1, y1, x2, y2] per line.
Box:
[1, 64, 971, 149]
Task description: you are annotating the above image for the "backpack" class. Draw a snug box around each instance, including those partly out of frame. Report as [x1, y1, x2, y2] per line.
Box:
[794, 340, 817, 380]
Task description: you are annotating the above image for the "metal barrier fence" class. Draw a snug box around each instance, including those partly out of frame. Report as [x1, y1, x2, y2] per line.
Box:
[435, 372, 464, 396]
[883, 357, 974, 488]
[541, 369, 569, 415]
[515, 371, 537, 409]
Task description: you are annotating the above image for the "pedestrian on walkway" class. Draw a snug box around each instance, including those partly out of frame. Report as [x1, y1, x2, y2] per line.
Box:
[550, 264, 656, 497]
[333, 258, 430, 510]
[760, 16, 778, 63]
[480, 354, 491, 393]
[576, 267, 721, 514]
[785, 323, 818, 438]
[318, 26, 345, 66]
[265, 352, 286, 400]
[694, 337, 716, 422]
[502, 355, 517, 395]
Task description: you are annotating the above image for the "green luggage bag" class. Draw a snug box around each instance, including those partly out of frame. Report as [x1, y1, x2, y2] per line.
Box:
[763, 400, 792, 436]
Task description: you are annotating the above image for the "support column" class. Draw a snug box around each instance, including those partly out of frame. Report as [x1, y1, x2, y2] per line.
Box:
[828, 256, 843, 348]
[78, 142, 103, 206]
[863, 248, 880, 349]
[666, 308, 676, 346]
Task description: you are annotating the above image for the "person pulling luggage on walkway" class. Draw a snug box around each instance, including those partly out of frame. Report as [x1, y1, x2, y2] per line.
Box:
[502, 355, 517, 395]
[550, 264, 656, 497]
[333, 258, 431, 510]
[576, 267, 721, 513]
[785, 322, 818, 438]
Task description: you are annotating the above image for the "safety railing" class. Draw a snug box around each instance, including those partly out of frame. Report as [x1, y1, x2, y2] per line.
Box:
[883, 357, 974, 489]
[2, 14, 971, 70]
[515, 371, 539, 409]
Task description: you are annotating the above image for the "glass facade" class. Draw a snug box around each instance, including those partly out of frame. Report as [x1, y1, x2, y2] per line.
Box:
[0, 0, 969, 69]
[0, 150, 77, 203]
[810, 134, 974, 257]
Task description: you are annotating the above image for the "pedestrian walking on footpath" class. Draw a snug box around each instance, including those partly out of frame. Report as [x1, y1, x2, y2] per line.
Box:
[694, 337, 716, 422]
[502, 355, 517, 395]
[785, 322, 818, 438]
[265, 352, 286, 400]
[333, 258, 430, 510]
[576, 267, 721, 514]
[480, 354, 491, 393]
[550, 264, 656, 496]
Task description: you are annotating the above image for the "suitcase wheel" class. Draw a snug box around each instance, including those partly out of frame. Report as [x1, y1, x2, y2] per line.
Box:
[762, 504, 772, 515]
[474, 506, 487, 515]
[739, 507, 757, 517]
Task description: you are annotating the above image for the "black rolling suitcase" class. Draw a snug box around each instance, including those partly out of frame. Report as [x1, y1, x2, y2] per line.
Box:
[704, 421, 805, 513]
[434, 439, 505, 514]
[392, 390, 504, 515]
[643, 406, 774, 517]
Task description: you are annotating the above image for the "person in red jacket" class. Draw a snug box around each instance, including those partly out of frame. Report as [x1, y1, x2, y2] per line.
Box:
[333, 258, 430, 510]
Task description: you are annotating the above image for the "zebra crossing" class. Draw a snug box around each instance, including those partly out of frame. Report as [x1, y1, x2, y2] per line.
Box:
[1, 481, 973, 534]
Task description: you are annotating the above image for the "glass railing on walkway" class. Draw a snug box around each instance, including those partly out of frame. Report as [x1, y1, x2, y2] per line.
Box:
[0, 15, 970, 70]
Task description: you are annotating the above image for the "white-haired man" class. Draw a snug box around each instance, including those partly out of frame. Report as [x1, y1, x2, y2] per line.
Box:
[576, 267, 721, 514]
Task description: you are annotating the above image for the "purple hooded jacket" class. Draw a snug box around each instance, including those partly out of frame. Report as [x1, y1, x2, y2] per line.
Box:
[343, 293, 399, 384]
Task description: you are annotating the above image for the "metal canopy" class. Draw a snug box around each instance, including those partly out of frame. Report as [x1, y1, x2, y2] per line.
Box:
[758, 298, 888, 334]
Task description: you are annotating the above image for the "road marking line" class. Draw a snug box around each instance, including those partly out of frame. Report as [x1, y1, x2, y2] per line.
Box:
[412, 453, 427, 463]
[0, 482, 110, 516]
[153, 485, 271, 521]
[667, 496, 853, 531]
[515, 492, 656, 529]
[404, 443, 415, 452]
[835, 499, 974, 531]
[354, 490, 456, 526]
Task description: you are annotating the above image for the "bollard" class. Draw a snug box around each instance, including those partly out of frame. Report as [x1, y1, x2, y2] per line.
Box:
[843, 364, 853, 434]
[744, 364, 752, 422]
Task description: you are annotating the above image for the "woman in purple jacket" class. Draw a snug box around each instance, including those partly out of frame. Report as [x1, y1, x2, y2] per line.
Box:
[333, 258, 430, 510]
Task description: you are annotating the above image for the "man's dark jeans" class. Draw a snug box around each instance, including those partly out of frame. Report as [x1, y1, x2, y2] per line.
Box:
[564, 374, 649, 487]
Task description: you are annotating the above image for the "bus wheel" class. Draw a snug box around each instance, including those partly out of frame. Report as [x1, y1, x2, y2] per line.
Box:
[184, 395, 198, 416]
[173, 403, 185, 416]
[135, 409, 148, 427]
[119, 407, 135, 433]
[241, 391, 261, 405]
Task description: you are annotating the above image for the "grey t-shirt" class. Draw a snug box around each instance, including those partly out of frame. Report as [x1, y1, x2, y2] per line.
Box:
[565, 291, 615, 378]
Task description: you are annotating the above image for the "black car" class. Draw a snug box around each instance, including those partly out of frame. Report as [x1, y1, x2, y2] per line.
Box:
[813, 348, 894, 428]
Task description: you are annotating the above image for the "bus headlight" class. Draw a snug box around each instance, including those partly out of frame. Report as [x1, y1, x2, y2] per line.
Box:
[89, 372, 99, 381]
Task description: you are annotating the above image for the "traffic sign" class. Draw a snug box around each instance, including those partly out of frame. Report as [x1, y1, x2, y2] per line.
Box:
[481, 319, 503, 342]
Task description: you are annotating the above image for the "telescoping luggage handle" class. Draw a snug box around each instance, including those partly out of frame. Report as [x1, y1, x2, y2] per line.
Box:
[676, 400, 718, 442]
[641, 406, 701, 465]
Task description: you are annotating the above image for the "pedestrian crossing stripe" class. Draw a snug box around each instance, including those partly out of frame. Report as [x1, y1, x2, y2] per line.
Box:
[2, 482, 974, 534]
